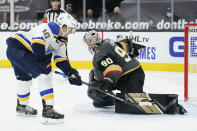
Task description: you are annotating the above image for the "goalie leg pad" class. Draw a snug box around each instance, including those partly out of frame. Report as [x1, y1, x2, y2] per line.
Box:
[115, 93, 146, 114]
[115, 93, 187, 115]
[149, 94, 187, 114]
[115, 93, 163, 114]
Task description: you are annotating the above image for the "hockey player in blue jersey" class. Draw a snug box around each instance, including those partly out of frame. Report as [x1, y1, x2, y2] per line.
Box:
[6, 13, 82, 124]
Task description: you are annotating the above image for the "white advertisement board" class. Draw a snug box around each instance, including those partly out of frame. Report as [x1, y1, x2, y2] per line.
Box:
[0, 31, 185, 64]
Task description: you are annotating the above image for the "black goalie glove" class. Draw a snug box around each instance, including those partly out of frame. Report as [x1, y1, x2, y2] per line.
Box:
[119, 38, 146, 58]
[88, 70, 115, 107]
[88, 70, 108, 98]
[91, 78, 113, 92]
[68, 68, 82, 86]
[100, 78, 113, 92]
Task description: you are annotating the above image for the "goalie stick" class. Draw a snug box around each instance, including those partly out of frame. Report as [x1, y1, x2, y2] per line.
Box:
[53, 70, 153, 107]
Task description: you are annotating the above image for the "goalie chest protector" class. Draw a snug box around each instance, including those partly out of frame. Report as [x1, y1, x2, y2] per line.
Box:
[93, 39, 141, 80]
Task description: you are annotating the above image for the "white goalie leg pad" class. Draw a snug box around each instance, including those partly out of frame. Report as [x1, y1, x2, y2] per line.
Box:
[16, 80, 32, 105]
[38, 73, 54, 106]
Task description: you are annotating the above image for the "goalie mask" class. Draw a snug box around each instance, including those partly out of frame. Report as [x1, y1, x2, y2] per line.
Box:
[83, 30, 102, 55]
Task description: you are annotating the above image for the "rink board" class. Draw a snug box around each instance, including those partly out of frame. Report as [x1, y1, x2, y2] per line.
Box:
[0, 31, 187, 72]
[0, 60, 184, 72]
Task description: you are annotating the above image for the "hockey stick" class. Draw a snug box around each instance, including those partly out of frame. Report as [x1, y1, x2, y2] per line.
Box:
[53, 70, 152, 107]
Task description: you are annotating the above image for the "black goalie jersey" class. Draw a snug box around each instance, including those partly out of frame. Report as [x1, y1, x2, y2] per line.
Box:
[93, 39, 141, 87]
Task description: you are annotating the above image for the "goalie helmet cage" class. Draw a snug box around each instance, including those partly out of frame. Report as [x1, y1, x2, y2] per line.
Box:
[184, 23, 197, 102]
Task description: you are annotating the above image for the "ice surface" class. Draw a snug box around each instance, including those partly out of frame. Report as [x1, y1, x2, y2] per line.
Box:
[0, 69, 197, 131]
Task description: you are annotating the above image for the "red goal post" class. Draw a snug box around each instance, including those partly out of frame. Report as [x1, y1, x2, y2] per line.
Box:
[184, 23, 197, 102]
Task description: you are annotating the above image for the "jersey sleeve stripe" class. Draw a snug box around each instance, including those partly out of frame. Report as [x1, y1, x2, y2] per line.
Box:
[31, 39, 46, 46]
[54, 58, 68, 64]
[12, 35, 32, 52]
[104, 70, 122, 77]
[32, 37, 45, 41]
[103, 64, 122, 77]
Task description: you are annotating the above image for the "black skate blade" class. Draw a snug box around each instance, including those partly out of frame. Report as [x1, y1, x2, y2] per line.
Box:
[41, 118, 64, 124]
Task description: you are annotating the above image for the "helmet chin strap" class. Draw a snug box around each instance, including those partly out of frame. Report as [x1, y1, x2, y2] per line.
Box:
[59, 26, 65, 37]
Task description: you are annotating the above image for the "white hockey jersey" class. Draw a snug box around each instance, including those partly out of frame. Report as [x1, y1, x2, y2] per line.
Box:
[12, 22, 68, 64]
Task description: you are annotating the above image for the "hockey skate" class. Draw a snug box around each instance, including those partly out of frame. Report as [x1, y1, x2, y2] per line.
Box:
[41, 100, 64, 124]
[16, 100, 38, 116]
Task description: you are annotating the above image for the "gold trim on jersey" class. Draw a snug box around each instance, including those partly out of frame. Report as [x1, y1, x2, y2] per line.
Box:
[46, 63, 51, 68]
[31, 39, 46, 46]
[53, 34, 68, 44]
[12, 35, 33, 52]
[54, 58, 68, 64]
[121, 65, 141, 76]
[103, 64, 122, 77]
[53, 34, 58, 38]
[119, 42, 128, 53]
[60, 38, 68, 44]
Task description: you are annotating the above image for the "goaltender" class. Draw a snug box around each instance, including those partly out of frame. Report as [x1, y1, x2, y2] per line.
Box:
[83, 30, 187, 115]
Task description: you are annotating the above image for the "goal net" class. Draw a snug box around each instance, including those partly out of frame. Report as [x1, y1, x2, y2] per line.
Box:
[184, 24, 197, 104]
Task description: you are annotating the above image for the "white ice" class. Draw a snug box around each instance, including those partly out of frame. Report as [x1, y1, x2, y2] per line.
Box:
[0, 69, 197, 131]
